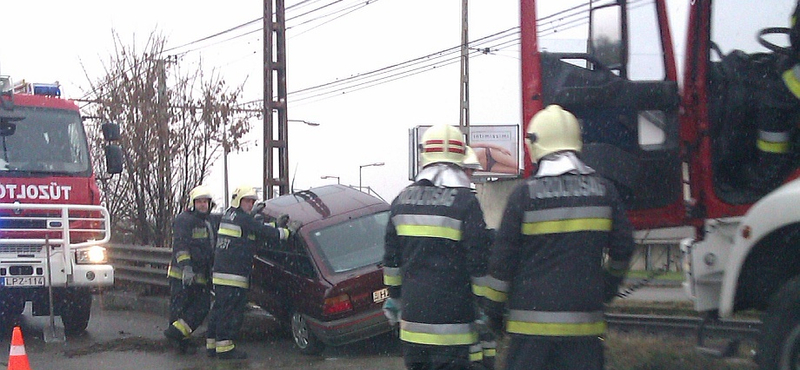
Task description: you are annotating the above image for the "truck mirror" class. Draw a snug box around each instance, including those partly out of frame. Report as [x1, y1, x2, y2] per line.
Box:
[101, 122, 121, 141]
[589, 4, 624, 71]
[0, 122, 15, 137]
[104, 144, 123, 175]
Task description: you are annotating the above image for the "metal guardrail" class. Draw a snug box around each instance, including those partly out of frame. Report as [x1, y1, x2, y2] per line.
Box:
[107, 244, 171, 288]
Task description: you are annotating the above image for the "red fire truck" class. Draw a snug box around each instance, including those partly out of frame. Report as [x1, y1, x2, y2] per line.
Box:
[494, 0, 800, 368]
[0, 76, 122, 333]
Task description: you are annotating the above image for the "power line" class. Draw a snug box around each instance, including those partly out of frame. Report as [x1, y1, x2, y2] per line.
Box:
[162, 18, 262, 54]
[75, 0, 379, 105]
[80, 0, 640, 109]
[162, 0, 380, 57]
[272, 0, 640, 104]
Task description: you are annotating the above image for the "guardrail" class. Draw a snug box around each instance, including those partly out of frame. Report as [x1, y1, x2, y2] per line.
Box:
[107, 244, 171, 292]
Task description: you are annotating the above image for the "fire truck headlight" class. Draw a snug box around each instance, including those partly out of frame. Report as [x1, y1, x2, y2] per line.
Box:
[76, 246, 108, 264]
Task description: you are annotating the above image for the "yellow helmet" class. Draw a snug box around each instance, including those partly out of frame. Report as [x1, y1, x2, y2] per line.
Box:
[230, 185, 258, 208]
[420, 124, 466, 167]
[188, 185, 213, 209]
[525, 105, 582, 162]
[462, 146, 483, 170]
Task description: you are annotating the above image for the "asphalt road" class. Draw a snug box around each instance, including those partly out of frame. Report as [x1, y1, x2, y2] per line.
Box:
[0, 285, 687, 370]
[0, 296, 404, 370]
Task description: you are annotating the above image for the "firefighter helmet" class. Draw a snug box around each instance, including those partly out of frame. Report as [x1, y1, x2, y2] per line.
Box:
[188, 185, 213, 211]
[525, 105, 582, 162]
[463, 146, 483, 170]
[420, 124, 466, 167]
[230, 185, 259, 208]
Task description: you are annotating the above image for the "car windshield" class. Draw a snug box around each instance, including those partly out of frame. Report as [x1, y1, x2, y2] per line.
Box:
[309, 211, 389, 273]
[0, 106, 91, 174]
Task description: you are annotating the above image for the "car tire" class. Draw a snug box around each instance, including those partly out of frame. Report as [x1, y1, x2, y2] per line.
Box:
[61, 288, 92, 335]
[759, 275, 800, 370]
[291, 312, 325, 355]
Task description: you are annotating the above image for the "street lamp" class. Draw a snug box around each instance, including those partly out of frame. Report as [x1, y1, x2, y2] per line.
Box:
[359, 162, 384, 192]
[288, 119, 321, 127]
[320, 175, 340, 184]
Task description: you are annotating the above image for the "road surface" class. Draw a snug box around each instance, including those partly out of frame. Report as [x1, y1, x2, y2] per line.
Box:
[0, 285, 687, 370]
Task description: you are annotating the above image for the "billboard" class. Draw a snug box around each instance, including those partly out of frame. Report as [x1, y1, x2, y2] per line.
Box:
[409, 125, 521, 181]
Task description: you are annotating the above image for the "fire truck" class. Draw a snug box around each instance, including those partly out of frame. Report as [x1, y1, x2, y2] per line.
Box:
[480, 0, 800, 368]
[0, 76, 122, 334]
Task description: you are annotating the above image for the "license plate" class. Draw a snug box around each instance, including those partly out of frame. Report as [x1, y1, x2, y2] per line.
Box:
[373, 288, 389, 303]
[2, 276, 45, 287]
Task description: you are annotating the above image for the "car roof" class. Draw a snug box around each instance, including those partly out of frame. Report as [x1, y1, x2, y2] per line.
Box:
[263, 184, 388, 225]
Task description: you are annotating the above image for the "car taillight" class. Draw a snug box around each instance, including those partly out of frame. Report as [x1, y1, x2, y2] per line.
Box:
[323, 294, 353, 315]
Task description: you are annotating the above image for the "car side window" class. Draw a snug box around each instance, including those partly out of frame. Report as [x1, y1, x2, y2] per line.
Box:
[258, 237, 317, 279]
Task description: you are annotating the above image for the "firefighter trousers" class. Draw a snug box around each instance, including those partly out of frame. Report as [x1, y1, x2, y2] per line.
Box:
[168, 278, 211, 335]
[403, 342, 480, 370]
[504, 334, 603, 370]
[206, 284, 247, 353]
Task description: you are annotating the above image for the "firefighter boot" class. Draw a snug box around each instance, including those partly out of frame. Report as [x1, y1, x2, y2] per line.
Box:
[163, 326, 185, 353]
[217, 348, 248, 360]
[180, 338, 198, 355]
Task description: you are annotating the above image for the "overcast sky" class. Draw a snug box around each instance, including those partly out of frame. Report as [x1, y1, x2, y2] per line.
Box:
[0, 0, 690, 204]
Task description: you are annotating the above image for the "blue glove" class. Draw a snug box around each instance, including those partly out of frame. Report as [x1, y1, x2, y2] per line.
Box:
[382, 298, 402, 326]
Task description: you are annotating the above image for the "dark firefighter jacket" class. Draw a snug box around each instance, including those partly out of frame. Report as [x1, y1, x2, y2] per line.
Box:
[167, 210, 216, 285]
[482, 171, 634, 338]
[212, 207, 288, 289]
[383, 165, 490, 348]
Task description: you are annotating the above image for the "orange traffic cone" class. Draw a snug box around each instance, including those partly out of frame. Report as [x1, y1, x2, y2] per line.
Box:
[7, 326, 31, 370]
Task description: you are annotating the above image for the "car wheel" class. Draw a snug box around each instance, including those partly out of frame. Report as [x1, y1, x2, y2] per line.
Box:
[759, 275, 800, 370]
[291, 312, 324, 355]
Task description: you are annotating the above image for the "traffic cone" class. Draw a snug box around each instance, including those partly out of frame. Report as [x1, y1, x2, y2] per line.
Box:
[7, 326, 31, 370]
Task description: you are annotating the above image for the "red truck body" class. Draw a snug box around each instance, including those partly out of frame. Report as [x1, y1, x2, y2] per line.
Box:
[0, 82, 114, 333]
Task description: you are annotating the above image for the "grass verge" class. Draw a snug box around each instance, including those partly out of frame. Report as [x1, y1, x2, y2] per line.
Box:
[494, 332, 758, 370]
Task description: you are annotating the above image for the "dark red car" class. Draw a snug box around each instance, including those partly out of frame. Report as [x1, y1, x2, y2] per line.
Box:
[250, 184, 392, 354]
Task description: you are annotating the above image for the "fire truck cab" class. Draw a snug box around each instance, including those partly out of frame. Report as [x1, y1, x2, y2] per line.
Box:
[0, 76, 122, 333]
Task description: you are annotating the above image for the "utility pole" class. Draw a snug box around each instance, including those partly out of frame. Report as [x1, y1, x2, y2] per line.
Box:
[459, 0, 470, 132]
[264, 0, 289, 199]
[157, 56, 176, 245]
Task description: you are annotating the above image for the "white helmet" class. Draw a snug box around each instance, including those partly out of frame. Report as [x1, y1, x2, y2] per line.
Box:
[188, 185, 213, 211]
[420, 124, 466, 167]
[230, 185, 258, 208]
[462, 146, 483, 170]
[526, 105, 582, 162]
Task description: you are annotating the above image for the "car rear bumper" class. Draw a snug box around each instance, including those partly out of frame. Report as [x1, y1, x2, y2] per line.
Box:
[305, 307, 392, 346]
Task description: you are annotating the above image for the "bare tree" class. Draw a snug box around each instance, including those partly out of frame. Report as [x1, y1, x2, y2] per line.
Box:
[85, 30, 254, 246]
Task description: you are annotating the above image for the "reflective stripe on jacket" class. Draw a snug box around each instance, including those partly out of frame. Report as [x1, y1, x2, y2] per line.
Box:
[505, 310, 606, 336]
[383, 164, 491, 348]
[399, 320, 478, 346]
[169, 209, 215, 282]
[485, 173, 634, 336]
[212, 207, 285, 283]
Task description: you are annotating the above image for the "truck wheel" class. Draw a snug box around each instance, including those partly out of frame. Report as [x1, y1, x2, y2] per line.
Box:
[61, 289, 92, 335]
[0, 295, 23, 329]
[759, 275, 800, 370]
[291, 312, 324, 355]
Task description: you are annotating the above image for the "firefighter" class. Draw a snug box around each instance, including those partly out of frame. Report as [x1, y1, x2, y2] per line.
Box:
[164, 185, 217, 355]
[462, 145, 498, 369]
[383, 124, 491, 370]
[206, 185, 298, 360]
[481, 105, 635, 370]
[725, 2, 800, 192]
